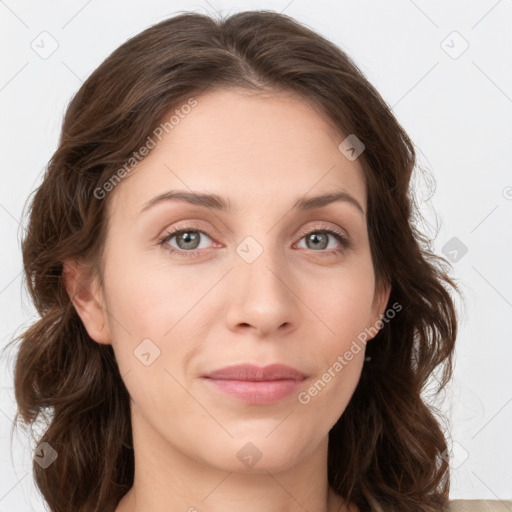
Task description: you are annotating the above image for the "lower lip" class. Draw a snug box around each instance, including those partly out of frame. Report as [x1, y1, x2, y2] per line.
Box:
[203, 378, 305, 405]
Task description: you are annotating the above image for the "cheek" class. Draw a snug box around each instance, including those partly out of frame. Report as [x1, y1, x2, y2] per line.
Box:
[101, 251, 216, 390]
[303, 261, 376, 341]
[298, 261, 374, 406]
[102, 242, 198, 331]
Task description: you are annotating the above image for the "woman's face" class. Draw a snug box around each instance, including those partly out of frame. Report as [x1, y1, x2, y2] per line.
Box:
[74, 87, 390, 474]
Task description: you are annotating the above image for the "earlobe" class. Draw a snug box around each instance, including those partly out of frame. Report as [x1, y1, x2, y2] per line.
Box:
[368, 281, 392, 339]
[62, 260, 112, 345]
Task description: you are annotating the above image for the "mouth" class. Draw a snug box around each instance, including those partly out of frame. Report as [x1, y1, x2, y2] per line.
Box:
[202, 363, 307, 405]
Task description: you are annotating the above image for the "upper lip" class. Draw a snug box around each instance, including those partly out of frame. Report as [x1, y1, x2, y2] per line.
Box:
[203, 363, 307, 381]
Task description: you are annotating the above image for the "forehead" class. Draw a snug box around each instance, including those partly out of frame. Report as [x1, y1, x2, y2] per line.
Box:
[109, 87, 367, 219]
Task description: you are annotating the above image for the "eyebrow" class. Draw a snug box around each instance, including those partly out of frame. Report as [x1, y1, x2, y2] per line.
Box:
[140, 189, 365, 216]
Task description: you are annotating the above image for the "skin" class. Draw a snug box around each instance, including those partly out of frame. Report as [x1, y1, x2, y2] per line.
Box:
[65, 87, 391, 512]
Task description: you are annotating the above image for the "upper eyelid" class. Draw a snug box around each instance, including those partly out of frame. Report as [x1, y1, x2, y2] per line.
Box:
[162, 221, 347, 235]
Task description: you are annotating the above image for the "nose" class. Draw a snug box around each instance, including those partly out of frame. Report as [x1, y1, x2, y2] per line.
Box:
[224, 239, 299, 337]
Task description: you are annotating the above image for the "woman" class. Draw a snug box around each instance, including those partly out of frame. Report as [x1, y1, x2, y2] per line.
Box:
[7, 9, 506, 512]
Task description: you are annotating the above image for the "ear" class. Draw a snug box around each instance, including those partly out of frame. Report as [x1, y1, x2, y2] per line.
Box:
[62, 260, 112, 345]
[367, 280, 392, 340]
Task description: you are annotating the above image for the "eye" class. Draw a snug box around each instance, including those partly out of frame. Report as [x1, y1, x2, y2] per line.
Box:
[157, 223, 351, 259]
[296, 225, 351, 254]
[158, 225, 215, 258]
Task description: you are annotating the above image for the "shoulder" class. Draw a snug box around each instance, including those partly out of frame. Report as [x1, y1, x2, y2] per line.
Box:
[448, 500, 512, 511]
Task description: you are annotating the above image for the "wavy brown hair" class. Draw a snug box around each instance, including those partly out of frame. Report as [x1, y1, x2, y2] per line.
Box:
[3, 9, 461, 512]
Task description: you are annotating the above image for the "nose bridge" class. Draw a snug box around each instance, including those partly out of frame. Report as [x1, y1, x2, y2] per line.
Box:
[234, 232, 287, 297]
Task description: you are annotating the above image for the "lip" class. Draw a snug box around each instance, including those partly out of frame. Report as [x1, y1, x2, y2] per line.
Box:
[203, 363, 307, 381]
[202, 363, 307, 405]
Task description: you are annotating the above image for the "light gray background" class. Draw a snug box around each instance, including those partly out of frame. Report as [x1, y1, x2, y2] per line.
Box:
[1, 0, 511, 509]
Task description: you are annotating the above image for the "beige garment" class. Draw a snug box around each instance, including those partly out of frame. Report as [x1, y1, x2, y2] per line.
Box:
[448, 500, 512, 511]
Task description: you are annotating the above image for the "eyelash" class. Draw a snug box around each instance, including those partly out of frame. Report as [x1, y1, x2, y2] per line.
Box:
[157, 223, 351, 259]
